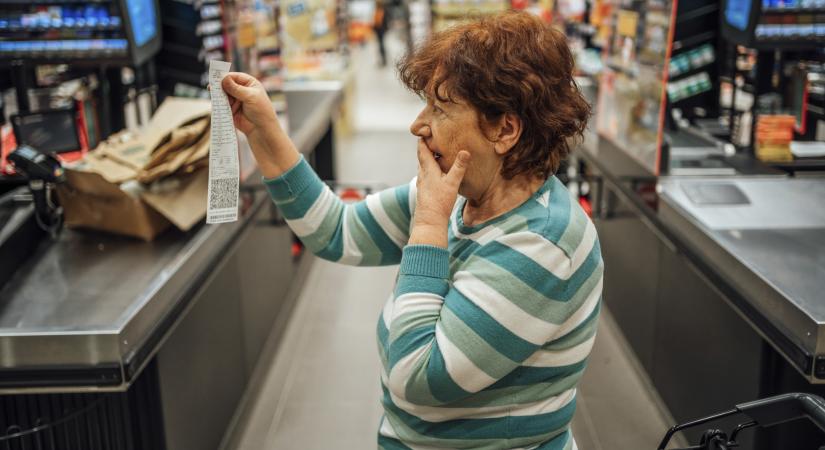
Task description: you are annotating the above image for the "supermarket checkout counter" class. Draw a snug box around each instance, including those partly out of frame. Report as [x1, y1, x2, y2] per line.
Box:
[0, 87, 341, 449]
[575, 127, 825, 448]
[658, 177, 825, 379]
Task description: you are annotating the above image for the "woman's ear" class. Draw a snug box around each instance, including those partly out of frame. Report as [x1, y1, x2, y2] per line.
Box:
[493, 113, 522, 155]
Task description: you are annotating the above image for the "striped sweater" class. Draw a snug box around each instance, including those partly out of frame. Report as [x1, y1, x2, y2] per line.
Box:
[265, 157, 603, 450]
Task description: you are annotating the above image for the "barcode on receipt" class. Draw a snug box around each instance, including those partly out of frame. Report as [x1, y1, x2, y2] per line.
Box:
[209, 178, 238, 210]
[208, 213, 237, 222]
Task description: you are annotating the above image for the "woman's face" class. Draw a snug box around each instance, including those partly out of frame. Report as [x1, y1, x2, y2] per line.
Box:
[409, 94, 500, 199]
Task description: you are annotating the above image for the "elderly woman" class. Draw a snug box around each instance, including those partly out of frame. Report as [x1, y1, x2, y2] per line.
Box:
[222, 11, 602, 450]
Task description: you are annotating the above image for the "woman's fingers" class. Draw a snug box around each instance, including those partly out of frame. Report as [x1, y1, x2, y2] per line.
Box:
[230, 71, 258, 86]
[230, 97, 242, 115]
[221, 76, 244, 99]
[225, 71, 257, 85]
[446, 151, 470, 186]
[222, 74, 259, 101]
[416, 139, 439, 172]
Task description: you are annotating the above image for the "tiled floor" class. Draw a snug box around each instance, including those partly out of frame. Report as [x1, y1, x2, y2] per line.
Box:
[571, 310, 687, 450]
[223, 33, 686, 450]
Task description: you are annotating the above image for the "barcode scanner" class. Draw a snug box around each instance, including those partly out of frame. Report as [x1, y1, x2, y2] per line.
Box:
[7, 146, 65, 237]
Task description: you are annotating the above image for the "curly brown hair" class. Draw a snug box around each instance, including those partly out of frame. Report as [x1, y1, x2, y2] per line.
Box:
[398, 11, 590, 179]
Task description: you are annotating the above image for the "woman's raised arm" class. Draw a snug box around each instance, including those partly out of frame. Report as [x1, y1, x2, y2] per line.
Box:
[223, 72, 415, 266]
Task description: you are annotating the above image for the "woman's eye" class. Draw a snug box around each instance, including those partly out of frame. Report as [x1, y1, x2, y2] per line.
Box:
[432, 104, 443, 114]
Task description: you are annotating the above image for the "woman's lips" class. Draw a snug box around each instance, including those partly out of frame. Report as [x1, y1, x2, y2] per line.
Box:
[423, 139, 442, 160]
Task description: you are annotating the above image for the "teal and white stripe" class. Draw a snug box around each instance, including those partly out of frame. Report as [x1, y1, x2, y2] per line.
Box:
[265, 156, 603, 450]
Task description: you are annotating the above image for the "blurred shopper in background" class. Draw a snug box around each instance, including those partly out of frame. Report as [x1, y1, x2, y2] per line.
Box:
[374, 0, 388, 67]
[221, 11, 601, 450]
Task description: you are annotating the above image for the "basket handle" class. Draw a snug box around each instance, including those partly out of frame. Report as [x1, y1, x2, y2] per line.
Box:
[736, 392, 825, 433]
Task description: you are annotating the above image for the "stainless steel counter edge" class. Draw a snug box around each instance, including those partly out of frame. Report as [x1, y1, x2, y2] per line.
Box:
[119, 194, 269, 383]
[657, 192, 820, 380]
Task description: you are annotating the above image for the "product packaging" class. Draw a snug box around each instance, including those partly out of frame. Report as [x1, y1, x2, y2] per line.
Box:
[56, 97, 213, 240]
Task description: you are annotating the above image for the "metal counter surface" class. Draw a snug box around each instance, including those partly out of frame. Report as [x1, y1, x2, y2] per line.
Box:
[576, 124, 825, 382]
[658, 177, 825, 381]
[0, 88, 341, 391]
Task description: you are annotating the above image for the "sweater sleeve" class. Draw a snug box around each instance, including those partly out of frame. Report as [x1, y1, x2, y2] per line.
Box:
[385, 228, 603, 406]
[264, 156, 416, 266]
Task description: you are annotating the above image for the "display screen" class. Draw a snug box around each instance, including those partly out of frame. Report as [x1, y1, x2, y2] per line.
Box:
[726, 0, 753, 31]
[126, 0, 157, 46]
[763, 0, 799, 8]
[0, 39, 128, 53]
[12, 110, 81, 154]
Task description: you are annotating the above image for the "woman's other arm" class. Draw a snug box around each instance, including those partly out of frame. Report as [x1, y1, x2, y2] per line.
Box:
[266, 162, 416, 266]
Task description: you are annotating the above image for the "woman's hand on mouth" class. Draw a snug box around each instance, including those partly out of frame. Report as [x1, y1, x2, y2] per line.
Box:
[409, 139, 470, 248]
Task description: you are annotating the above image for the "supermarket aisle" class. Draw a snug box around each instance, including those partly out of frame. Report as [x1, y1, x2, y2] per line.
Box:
[242, 35, 422, 449]
[225, 33, 682, 450]
[350, 36, 423, 133]
[223, 35, 420, 450]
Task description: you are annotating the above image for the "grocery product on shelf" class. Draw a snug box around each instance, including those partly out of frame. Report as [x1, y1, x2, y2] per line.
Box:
[430, 0, 508, 32]
[755, 114, 796, 161]
[596, 0, 674, 175]
[229, 0, 288, 126]
[594, 0, 725, 175]
[281, 0, 348, 80]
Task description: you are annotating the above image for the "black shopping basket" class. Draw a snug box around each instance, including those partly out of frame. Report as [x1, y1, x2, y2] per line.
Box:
[658, 393, 825, 450]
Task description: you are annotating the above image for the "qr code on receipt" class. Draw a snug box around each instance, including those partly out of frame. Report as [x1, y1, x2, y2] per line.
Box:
[209, 178, 238, 210]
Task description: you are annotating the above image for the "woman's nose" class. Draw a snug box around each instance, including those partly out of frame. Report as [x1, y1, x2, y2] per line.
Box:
[410, 112, 431, 137]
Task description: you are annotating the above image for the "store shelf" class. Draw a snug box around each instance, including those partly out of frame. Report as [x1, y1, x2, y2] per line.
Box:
[0, 39, 128, 59]
[431, 3, 507, 17]
[675, 3, 718, 24]
[569, 22, 596, 36]
[258, 47, 282, 56]
[0, 0, 109, 3]
[605, 58, 638, 77]
[753, 38, 825, 50]
[669, 88, 712, 104]
[672, 30, 716, 51]
[669, 61, 714, 80]
[158, 65, 204, 86]
[763, 6, 825, 13]
[0, 23, 122, 32]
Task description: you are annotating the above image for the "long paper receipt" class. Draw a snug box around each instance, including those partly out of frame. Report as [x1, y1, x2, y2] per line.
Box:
[206, 60, 240, 224]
